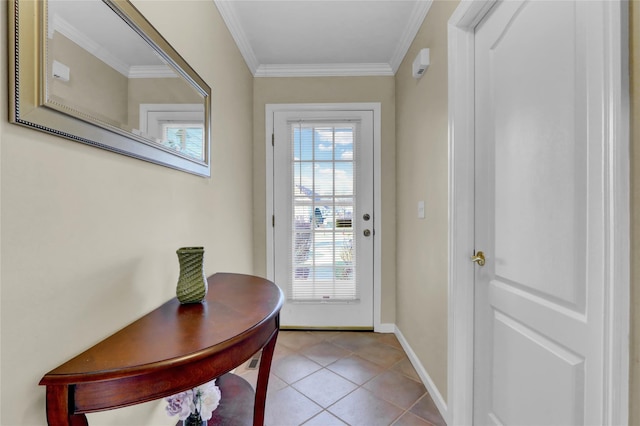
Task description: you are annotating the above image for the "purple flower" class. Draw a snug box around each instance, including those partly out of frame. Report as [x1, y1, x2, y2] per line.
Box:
[165, 390, 194, 421]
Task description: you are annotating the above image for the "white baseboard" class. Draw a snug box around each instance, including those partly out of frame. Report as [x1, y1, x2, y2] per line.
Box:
[375, 322, 396, 333]
[394, 326, 449, 422]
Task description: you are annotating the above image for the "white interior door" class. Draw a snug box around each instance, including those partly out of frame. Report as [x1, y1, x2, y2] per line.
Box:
[473, 1, 610, 423]
[273, 110, 374, 328]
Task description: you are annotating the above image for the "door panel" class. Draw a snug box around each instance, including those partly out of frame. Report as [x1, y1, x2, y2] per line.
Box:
[474, 0, 605, 424]
[490, 0, 587, 307]
[491, 311, 584, 426]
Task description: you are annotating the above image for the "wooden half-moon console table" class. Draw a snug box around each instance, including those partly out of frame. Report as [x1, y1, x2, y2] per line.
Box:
[39, 273, 283, 425]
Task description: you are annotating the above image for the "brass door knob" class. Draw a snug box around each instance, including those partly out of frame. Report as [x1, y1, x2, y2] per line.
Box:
[471, 251, 485, 266]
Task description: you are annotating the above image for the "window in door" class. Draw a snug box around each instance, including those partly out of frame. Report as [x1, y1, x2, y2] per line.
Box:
[289, 122, 358, 301]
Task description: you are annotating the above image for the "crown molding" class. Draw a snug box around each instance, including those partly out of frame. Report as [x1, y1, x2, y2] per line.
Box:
[128, 65, 177, 79]
[213, 0, 260, 75]
[50, 13, 175, 79]
[50, 13, 130, 76]
[389, 0, 434, 73]
[255, 63, 394, 78]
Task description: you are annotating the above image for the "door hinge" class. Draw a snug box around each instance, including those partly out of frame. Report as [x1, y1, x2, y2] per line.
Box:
[272, 215, 275, 227]
[272, 133, 274, 146]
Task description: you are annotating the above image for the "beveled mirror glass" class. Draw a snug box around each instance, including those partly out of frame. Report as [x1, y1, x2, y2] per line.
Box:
[10, 0, 211, 177]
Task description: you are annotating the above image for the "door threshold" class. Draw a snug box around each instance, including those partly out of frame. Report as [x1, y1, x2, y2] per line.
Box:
[279, 326, 374, 331]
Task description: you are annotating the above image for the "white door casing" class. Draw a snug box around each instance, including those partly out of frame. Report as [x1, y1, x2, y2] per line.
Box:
[448, 1, 629, 425]
[266, 103, 383, 330]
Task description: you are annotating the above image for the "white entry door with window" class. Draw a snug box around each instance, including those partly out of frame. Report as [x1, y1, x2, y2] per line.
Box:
[271, 109, 374, 328]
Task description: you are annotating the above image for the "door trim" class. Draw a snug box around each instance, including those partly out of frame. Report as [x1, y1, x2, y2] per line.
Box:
[265, 103, 384, 331]
[446, 1, 630, 425]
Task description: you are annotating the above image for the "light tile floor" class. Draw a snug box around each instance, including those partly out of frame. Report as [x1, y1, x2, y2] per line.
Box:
[235, 331, 447, 426]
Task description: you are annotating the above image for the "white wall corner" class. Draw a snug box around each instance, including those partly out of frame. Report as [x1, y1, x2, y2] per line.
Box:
[394, 326, 449, 423]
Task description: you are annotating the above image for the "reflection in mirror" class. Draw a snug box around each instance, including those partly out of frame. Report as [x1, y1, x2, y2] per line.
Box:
[10, 0, 211, 175]
[44, 0, 208, 163]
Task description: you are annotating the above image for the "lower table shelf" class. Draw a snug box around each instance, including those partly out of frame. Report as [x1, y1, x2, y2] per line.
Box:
[202, 373, 254, 426]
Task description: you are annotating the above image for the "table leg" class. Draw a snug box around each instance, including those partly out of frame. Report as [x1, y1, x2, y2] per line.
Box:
[253, 328, 278, 426]
[45, 386, 88, 426]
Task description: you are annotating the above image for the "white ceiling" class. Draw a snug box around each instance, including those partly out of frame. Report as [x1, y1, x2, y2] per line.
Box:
[214, 0, 432, 77]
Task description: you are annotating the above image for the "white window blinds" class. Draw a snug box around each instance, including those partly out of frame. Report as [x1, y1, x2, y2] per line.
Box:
[287, 120, 359, 302]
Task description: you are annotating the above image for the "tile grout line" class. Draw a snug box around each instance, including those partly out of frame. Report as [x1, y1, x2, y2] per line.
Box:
[247, 331, 444, 426]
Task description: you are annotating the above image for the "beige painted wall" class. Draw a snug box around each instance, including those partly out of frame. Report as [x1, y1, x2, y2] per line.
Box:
[49, 33, 129, 128]
[253, 77, 397, 324]
[1, 1, 254, 424]
[630, 1, 639, 424]
[394, 0, 459, 401]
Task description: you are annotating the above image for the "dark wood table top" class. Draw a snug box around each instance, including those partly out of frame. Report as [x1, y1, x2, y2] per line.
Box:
[39, 272, 283, 420]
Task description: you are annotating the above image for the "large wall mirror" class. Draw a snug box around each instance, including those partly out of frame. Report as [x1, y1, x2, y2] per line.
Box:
[9, 0, 212, 177]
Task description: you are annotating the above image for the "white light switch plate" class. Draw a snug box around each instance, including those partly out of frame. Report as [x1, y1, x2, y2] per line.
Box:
[418, 201, 425, 219]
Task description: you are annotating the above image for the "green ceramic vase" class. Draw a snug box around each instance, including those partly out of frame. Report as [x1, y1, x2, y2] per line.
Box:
[176, 247, 207, 304]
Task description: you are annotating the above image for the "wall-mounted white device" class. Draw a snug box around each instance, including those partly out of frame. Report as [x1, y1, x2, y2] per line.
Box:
[412, 48, 430, 79]
[52, 60, 70, 82]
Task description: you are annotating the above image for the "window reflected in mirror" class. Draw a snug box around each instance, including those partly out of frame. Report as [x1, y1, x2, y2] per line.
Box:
[45, 0, 208, 163]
